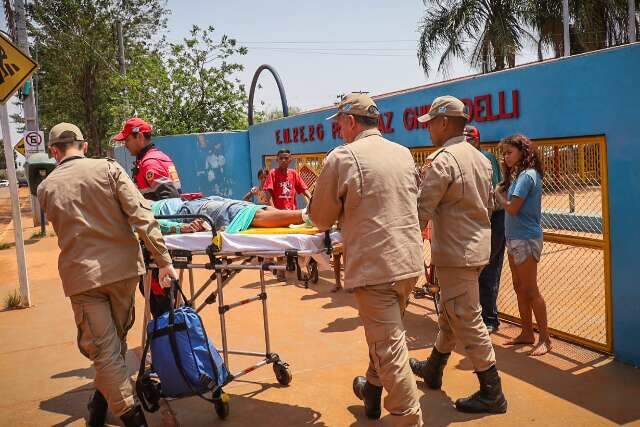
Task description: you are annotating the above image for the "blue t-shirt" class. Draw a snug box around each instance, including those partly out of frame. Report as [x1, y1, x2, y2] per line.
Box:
[505, 169, 543, 240]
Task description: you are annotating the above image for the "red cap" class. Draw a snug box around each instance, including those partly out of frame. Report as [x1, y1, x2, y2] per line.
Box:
[464, 125, 480, 140]
[113, 117, 153, 141]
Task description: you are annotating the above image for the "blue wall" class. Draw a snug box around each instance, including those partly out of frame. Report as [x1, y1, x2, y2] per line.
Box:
[115, 44, 640, 365]
[115, 131, 251, 200]
[248, 44, 640, 365]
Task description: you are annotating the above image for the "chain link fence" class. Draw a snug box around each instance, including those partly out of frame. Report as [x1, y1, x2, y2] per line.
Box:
[266, 135, 611, 351]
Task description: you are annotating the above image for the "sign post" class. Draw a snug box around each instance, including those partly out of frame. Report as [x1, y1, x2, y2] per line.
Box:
[0, 32, 39, 307]
[14, 137, 25, 156]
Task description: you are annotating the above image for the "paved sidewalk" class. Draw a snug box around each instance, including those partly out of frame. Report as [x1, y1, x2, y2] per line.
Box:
[0, 227, 639, 425]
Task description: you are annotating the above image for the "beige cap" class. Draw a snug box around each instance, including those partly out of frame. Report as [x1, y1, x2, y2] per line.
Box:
[49, 123, 85, 145]
[326, 92, 380, 120]
[417, 95, 469, 123]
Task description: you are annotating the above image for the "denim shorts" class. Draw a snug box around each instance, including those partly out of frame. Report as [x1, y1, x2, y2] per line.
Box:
[506, 238, 543, 265]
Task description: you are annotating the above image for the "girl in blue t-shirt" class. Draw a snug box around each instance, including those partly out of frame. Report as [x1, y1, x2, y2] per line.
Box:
[495, 134, 551, 356]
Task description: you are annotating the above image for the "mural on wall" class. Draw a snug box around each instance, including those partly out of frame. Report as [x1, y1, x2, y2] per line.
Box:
[197, 134, 234, 197]
[114, 131, 251, 200]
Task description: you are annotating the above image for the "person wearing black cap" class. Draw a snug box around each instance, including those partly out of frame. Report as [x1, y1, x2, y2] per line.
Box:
[465, 125, 505, 334]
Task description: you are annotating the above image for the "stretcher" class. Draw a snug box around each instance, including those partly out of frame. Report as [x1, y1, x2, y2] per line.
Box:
[140, 213, 341, 418]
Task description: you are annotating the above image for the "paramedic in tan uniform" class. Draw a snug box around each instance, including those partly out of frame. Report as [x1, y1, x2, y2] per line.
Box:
[308, 93, 423, 426]
[410, 96, 508, 414]
[37, 123, 177, 427]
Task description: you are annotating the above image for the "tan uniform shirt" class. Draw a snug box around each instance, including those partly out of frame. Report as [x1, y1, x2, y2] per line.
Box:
[309, 129, 423, 289]
[418, 136, 493, 268]
[38, 155, 172, 297]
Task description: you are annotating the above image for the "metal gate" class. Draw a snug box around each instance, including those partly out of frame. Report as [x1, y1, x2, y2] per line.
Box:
[266, 135, 612, 352]
[414, 136, 611, 352]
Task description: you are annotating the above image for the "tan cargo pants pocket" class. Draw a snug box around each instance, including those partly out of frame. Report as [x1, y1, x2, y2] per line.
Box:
[71, 303, 99, 360]
[120, 293, 136, 338]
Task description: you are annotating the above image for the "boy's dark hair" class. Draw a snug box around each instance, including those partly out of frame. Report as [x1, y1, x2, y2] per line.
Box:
[277, 149, 291, 157]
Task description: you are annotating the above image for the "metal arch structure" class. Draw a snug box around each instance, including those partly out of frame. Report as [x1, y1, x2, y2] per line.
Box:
[247, 64, 288, 126]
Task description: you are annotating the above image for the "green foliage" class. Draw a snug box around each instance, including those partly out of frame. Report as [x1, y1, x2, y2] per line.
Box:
[110, 25, 248, 136]
[418, 0, 638, 76]
[29, 0, 168, 157]
[255, 106, 303, 123]
[417, 0, 525, 76]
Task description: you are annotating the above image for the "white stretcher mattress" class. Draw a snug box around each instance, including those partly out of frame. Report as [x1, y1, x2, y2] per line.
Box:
[164, 230, 342, 254]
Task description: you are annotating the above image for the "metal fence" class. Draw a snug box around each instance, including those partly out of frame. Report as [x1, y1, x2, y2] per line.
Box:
[265, 135, 612, 352]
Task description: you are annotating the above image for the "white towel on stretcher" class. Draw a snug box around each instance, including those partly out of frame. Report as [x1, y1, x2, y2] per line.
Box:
[163, 231, 342, 271]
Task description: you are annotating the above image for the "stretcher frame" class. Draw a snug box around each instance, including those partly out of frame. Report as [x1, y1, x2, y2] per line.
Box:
[140, 213, 333, 397]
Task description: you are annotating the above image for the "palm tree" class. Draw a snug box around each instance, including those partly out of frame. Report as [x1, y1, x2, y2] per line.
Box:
[571, 0, 631, 51]
[521, 0, 563, 59]
[524, 0, 635, 59]
[417, 0, 526, 76]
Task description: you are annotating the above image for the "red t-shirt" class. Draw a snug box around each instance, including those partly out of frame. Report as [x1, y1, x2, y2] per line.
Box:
[263, 168, 307, 210]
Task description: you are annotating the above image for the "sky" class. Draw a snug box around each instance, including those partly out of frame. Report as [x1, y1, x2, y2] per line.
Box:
[165, 0, 540, 112]
[1, 0, 543, 156]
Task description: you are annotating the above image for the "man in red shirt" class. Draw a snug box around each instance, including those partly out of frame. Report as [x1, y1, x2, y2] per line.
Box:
[113, 117, 182, 201]
[263, 149, 311, 210]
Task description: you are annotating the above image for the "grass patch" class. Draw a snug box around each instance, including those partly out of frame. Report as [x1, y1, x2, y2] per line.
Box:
[4, 290, 22, 309]
[29, 231, 47, 239]
[0, 242, 11, 250]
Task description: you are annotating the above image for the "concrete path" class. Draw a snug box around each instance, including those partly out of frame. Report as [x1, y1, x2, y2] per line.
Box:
[0, 208, 639, 425]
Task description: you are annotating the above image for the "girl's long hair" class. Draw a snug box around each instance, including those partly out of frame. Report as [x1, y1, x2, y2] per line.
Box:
[499, 134, 544, 189]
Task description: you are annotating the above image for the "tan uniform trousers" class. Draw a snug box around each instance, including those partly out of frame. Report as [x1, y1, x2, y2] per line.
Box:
[434, 267, 496, 372]
[70, 278, 138, 417]
[354, 277, 423, 427]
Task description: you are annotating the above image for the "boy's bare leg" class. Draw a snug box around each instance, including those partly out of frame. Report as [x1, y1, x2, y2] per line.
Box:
[251, 207, 304, 228]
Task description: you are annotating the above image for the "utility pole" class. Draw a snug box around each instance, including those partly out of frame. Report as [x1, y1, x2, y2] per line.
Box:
[562, 0, 571, 57]
[14, 0, 42, 227]
[112, 0, 128, 159]
[630, 0, 637, 43]
[1, 105, 31, 307]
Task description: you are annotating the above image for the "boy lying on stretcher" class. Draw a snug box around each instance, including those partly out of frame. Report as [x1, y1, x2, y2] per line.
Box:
[144, 196, 312, 316]
[151, 195, 311, 234]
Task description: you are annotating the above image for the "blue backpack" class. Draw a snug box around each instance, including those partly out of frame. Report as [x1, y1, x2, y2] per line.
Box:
[137, 281, 229, 410]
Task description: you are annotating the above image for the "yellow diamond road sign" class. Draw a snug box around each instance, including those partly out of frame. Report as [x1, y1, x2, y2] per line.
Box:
[0, 33, 38, 105]
[14, 138, 25, 156]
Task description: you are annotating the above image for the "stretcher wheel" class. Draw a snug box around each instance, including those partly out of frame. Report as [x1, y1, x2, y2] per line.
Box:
[213, 390, 230, 420]
[273, 361, 292, 386]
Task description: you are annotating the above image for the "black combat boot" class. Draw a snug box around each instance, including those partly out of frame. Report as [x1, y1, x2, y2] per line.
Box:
[120, 405, 148, 427]
[87, 390, 108, 427]
[455, 365, 508, 414]
[352, 376, 383, 420]
[409, 347, 451, 389]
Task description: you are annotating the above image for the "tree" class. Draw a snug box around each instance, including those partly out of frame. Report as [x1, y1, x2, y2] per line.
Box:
[255, 106, 302, 123]
[111, 25, 248, 136]
[29, 0, 168, 157]
[570, 0, 633, 51]
[417, 0, 526, 76]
